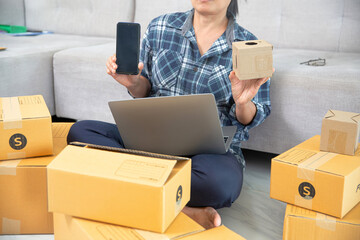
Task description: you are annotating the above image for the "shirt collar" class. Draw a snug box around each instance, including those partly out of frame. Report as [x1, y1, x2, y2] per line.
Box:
[172, 9, 237, 49]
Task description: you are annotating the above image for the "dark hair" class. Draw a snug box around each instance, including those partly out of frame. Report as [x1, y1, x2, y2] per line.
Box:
[227, 0, 239, 18]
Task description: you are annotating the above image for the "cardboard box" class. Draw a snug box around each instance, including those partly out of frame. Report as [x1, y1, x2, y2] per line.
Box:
[47, 144, 191, 233]
[0, 122, 73, 234]
[232, 40, 273, 80]
[283, 203, 360, 240]
[320, 110, 360, 155]
[54, 212, 246, 240]
[54, 212, 204, 240]
[0, 95, 53, 161]
[181, 225, 246, 240]
[270, 135, 360, 218]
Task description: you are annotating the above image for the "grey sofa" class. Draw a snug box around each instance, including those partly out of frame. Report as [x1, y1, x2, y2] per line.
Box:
[1, 0, 359, 155]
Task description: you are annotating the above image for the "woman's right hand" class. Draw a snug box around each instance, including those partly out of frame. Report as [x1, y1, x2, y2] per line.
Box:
[106, 54, 144, 90]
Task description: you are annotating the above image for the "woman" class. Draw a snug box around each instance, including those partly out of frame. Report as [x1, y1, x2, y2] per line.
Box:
[68, 0, 271, 229]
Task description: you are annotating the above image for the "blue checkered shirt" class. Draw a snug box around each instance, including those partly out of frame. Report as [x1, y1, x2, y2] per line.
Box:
[140, 10, 271, 167]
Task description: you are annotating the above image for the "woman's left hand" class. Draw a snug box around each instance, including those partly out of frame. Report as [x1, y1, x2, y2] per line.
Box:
[228, 69, 273, 105]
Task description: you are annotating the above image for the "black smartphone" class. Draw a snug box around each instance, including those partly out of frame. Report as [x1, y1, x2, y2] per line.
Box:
[116, 22, 140, 75]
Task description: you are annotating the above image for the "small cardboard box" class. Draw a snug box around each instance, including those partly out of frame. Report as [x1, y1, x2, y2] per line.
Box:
[232, 40, 273, 80]
[0, 95, 53, 161]
[283, 203, 360, 240]
[270, 135, 360, 218]
[54, 212, 204, 240]
[47, 143, 191, 233]
[0, 123, 73, 234]
[320, 110, 360, 156]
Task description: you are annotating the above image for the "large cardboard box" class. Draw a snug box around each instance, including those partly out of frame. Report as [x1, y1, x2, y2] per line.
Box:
[54, 212, 204, 240]
[54, 212, 246, 240]
[0, 122, 73, 234]
[232, 40, 273, 80]
[283, 203, 360, 240]
[0, 95, 53, 161]
[320, 110, 360, 156]
[47, 144, 191, 233]
[270, 135, 360, 218]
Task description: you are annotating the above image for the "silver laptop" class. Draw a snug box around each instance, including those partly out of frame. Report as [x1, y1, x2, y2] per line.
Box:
[108, 94, 237, 156]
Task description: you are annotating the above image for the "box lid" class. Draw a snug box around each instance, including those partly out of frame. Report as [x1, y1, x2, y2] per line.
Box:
[0, 95, 50, 122]
[274, 135, 360, 176]
[48, 143, 190, 187]
[286, 203, 360, 225]
[324, 110, 360, 124]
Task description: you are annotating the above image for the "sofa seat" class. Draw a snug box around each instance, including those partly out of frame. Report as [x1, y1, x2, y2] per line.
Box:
[241, 48, 360, 153]
[53, 42, 132, 122]
[0, 34, 113, 114]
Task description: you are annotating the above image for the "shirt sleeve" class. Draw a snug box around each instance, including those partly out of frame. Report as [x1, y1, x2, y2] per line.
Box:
[228, 79, 271, 141]
[139, 24, 153, 84]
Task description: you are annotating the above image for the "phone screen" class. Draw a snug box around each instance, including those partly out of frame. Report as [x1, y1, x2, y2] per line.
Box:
[116, 22, 140, 75]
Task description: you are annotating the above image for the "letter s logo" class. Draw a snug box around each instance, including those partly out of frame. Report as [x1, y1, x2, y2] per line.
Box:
[298, 182, 316, 200]
[9, 133, 27, 150]
[303, 186, 311, 196]
[176, 185, 183, 204]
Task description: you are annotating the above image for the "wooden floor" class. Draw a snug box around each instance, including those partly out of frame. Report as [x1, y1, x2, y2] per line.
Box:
[0, 149, 286, 240]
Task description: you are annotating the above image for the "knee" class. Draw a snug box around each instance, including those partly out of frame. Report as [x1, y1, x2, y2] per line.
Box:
[67, 120, 92, 143]
[190, 166, 243, 208]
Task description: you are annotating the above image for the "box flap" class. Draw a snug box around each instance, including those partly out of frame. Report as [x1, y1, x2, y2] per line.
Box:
[180, 226, 246, 240]
[286, 203, 360, 225]
[135, 212, 204, 239]
[49, 144, 188, 187]
[274, 136, 360, 176]
[325, 110, 360, 124]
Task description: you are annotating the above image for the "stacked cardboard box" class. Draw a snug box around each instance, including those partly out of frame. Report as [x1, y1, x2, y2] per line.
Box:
[270, 110, 360, 239]
[47, 142, 247, 239]
[0, 122, 73, 234]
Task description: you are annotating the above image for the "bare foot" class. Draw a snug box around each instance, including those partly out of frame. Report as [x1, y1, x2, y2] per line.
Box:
[182, 206, 221, 229]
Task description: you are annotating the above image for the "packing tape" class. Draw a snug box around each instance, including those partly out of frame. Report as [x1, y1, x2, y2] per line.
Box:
[2, 217, 21, 234]
[328, 130, 347, 154]
[297, 152, 337, 181]
[294, 195, 312, 209]
[0, 159, 21, 176]
[2, 97, 22, 129]
[316, 213, 337, 231]
[7, 152, 26, 160]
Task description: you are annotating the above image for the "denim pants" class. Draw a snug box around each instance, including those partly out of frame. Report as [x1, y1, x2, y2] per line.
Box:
[67, 120, 244, 209]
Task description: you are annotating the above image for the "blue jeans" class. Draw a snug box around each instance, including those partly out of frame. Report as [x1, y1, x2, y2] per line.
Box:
[67, 120, 244, 209]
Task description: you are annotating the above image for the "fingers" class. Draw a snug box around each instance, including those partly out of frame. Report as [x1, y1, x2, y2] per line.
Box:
[137, 62, 144, 76]
[106, 54, 117, 75]
[228, 71, 238, 84]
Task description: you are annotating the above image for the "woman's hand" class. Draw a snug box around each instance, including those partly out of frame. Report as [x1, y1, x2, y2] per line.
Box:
[229, 71, 271, 106]
[228, 69, 274, 125]
[106, 54, 144, 89]
[106, 54, 150, 98]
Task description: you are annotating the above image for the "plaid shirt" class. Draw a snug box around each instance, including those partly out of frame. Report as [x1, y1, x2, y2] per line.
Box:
[140, 10, 271, 166]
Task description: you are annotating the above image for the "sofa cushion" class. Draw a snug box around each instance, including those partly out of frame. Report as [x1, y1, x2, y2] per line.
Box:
[238, 0, 360, 53]
[134, 0, 193, 38]
[0, 34, 113, 114]
[241, 48, 360, 154]
[54, 42, 132, 122]
[0, 0, 25, 26]
[24, 0, 135, 38]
